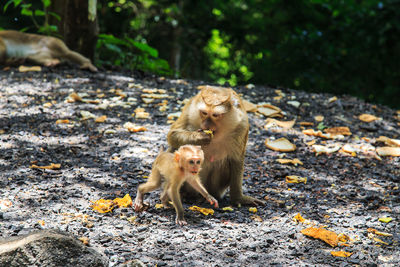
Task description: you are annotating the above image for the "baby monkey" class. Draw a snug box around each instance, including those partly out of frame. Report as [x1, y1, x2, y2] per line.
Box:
[134, 145, 218, 225]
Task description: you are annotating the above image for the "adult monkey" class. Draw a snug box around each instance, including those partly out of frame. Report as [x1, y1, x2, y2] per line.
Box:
[167, 86, 264, 206]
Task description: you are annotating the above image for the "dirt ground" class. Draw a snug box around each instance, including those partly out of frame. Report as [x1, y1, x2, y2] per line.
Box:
[0, 66, 399, 266]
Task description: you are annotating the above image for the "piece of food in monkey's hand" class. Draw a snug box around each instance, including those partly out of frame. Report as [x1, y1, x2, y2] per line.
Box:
[203, 129, 214, 138]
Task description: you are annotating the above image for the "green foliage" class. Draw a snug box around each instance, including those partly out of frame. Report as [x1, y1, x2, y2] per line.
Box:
[3, 0, 59, 35]
[96, 34, 172, 76]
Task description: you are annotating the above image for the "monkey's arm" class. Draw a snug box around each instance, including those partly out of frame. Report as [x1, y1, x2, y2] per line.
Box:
[186, 177, 219, 208]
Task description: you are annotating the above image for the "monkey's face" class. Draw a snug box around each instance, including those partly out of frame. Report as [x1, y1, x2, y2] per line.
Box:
[186, 157, 203, 175]
[198, 106, 227, 132]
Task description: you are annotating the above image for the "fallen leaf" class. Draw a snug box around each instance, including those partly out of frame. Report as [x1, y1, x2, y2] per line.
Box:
[113, 194, 133, 208]
[91, 199, 116, 213]
[250, 215, 263, 222]
[37, 220, 45, 226]
[249, 207, 257, 213]
[19, 65, 42, 72]
[56, 119, 70, 124]
[286, 176, 307, 184]
[328, 96, 338, 103]
[30, 163, 61, 170]
[378, 217, 393, 223]
[331, 251, 352, 257]
[155, 203, 164, 209]
[287, 101, 301, 108]
[80, 110, 96, 120]
[276, 158, 303, 166]
[367, 228, 392, 237]
[299, 121, 314, 126]
[242, 99, 257, 112]
[134, 107, 150, 119]
[257, 104, 282, 117]
[95, 115, 107, 123]
[376, 136, 400, 147]
[301, 227, 339, 247]
[123, 122, 147, 133]
[376, 147, 400, 157]
[373, 237, 389, 245]
[79, 237, 90, 246]
[68, 92, 84, 102]
[314, 115, 324, 122]
[264, 118, 296, 129]
[0, 199, 12, 210]
[312, 144, 341, 155]
[222, 206, 234, 212]
[265, 137, 296, 152]
[43, 102, 53, 108]
[324, 127, 352, 136]
[293, 213, 305, 223]
[189, 205, 214, 215]
[303, 129, 343, 139]
[358, 114, 380, 122]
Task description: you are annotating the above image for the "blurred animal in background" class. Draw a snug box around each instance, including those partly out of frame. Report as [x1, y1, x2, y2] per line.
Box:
[0, 30, 97, 72]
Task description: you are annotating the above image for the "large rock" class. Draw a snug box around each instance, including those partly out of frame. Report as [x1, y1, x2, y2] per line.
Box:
[0, 229, 108, 267]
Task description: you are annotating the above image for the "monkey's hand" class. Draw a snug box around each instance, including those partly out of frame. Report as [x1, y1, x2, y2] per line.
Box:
[206, 195, 219, 208]
[192, 130, 212, 145]
[175, 215, 187, 226]
[231, 195, 265, 206]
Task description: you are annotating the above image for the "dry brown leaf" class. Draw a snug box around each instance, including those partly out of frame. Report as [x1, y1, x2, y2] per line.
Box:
[19, 65, 42, 72]
[367, 228, 393, 237]
[242, 99, 257, 112]
[264, 118, 296, 129]
[373, 237, 389, 245]
[376, 147, 400, 157]
[303, 129, 339, 139]
[299, 121, 314, 126]
[265, 137, 296, 152]
[324, 127, 352, 136]
[250, 215, 263, 222]
[301, 227, 339, 247]
[95, 115, 107, 123]
[79, 237, 90, 246]
[286, 176, 307, 184]
[68, 92, 84, 102]
[358, 114, 380, 122]
[331, 251, 352, 257]
[312, 144, 341, 155]
[376, 136, 400, 147]
[257, 104, 282, 117]
[123, 122, 147, 133]
[189, 206, 214, 215]
[276, 158, 303, 165]
[314, 115, 324, 122]
[56, 119, 70, 124]
[30, 163, 61, 170]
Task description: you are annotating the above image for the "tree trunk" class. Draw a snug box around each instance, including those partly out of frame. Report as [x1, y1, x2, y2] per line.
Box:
[49, 0, 98, 61]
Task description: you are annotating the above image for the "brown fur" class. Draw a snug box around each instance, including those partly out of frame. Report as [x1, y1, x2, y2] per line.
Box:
[0, 30, 97, 71]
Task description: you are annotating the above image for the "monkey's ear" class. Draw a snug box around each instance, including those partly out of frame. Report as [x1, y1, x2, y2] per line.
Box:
[174, 151, 180, 163]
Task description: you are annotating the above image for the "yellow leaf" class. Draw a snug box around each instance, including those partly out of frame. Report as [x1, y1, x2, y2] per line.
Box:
[358, 114, 379, 122]
[379, 217, 392, 223]
[286, 176, 307, 184]
[19, 65, 42, 72]
[95, 115, 107, 123]
[249, 207, 257, 213]
[113, 194, 133, 208]
[91, 199, 115, 213]
[373, 237, 389, 245]
[188, 205, 214, 215]
[331, 251, 352, 257]
[56, 119, 70, 124]
[293, 213, 305, 223]
[155, 203, 164, 209]
[301, 227, 339, 247]
[30, 163, 61, 170]
[367, 228, 393, 237]
[276, 158, 303, 166]
[222, 206, 234, 212]
[37, 220, 45, 226]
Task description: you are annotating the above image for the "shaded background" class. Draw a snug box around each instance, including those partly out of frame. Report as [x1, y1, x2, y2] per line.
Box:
[1, 0, 399, 108]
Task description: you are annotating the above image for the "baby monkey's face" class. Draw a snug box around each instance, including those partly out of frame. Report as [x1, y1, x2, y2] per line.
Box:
[186, 157, 203, 175]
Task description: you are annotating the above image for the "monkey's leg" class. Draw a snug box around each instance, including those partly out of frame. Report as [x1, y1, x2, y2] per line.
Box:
[160, 182, 171, 208]
[186, 177, 218, 208]
[26, 52, 60, 67]
[134, 168, 162, 211]
[168, 182, 187, 225]
[227, 158, 265, 206]
[49, 40, 97, 72]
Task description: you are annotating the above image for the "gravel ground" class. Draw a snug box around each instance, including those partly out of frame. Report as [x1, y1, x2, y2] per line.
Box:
[0, 66, 399, 266]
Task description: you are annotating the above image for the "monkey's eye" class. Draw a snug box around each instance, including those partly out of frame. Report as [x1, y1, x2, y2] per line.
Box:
[196, 160, 201, 164]
[189, 160, 195, 164]
[212, 113, 221, 118]
[200, 110, 208, 116]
